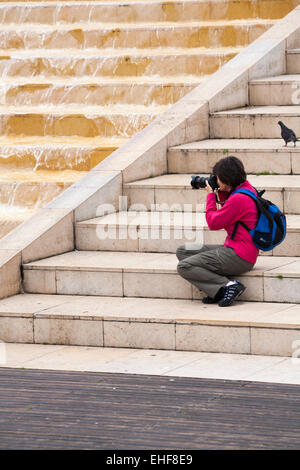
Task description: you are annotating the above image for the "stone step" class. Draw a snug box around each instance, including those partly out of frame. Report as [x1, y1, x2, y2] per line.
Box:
[0, 104, 168, 137]
[75, 210, 211, 253]
[249, 74, 300, 106]
[22, 250, 300, 303]
[0, 20, 274, 50]
[0, 0, 294, 23]
[75, 211, 300, 257]
[0, 76, 203, 107]
[1, 292, 300, 356]
[287, 49, 300, 74]
[0, 135, 128, 171]
[209, 105, 300, 139]
[167, 138, 300, 174]
[0, 169, 86, 209]
[0, 46, 241, 77]
[124, 174, 300, 214]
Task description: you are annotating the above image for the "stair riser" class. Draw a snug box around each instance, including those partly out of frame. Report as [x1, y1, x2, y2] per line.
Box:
[0, 52, 237, 78]
[4, 112, 296, 140]
[0, 146, 121, 171]
[287, 52, 300, 74]
[2, 313, 299, 357]
[0, 112, 157, 138]
[0, 83, 196, 106]
[124, 186, 300, 215]
[75, 225, 208, 254]
[0, 24, 272, 50]
[0, 1, 292, 23]
[210, 115, 300, 139]
[3, 312, 299, 357]
[0, 181, 71, 209]
[249, 82, 300, 106]
[23, 267, 300, 304]
[75, 225, 299, 257]
[168, 148, 299, 175]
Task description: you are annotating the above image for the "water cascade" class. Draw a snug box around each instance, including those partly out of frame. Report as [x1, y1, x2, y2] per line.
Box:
[0, 0, 297, 238]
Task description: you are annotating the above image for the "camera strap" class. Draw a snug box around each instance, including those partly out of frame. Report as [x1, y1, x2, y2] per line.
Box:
[215, 194, 222, 205]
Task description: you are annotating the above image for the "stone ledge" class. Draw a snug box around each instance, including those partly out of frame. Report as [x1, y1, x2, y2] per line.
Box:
[167, 138, 300, 174]
[124, 173, 300, 215]
[74, 211, 300, 256]
[21, 251, 300, 302]
[0, 0, 298, 24]
[0, 294, 299, 356]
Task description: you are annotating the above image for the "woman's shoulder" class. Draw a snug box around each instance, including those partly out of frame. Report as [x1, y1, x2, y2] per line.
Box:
[228, 189, 258, 212]
[230, 183, 258, 198]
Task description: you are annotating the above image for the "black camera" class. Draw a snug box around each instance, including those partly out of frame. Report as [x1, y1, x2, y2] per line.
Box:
[190, 174, 219, 191]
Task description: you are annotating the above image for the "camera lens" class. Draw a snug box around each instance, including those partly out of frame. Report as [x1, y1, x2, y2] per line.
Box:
[190, 174, 219, 190]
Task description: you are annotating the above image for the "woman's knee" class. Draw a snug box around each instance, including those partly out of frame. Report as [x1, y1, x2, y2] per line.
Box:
[177, 259, 189, 276]
[176, 245, 187, 261]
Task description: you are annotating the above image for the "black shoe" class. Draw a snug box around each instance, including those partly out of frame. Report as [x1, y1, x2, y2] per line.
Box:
[202, 287, 224, 304]
[218, 281, 246, 307]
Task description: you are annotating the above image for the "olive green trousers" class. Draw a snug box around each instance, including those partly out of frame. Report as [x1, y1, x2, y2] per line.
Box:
[176, 244, 254, 298]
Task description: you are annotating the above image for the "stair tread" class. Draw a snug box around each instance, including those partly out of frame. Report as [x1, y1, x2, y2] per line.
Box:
[212, 105, 300, 115]
[77, 211, 300, 230]
[78, 210, 207, 228]
[125, 173, 300, 189]
[0, 45, 243, 58]
[0, 0, 208, 3]
[0, 292, 299, 329]
[23, 250, 300, 277]
[0, 135, 128, 147]
[0, 19, 275, 30]
[169, 138, 300, 151]
[0, 75, 206, 85]
[0, 103, 169, 114]
[0, 169, 87, 183]
[250, 74, 300, 84]
[0, 0, 254, 4]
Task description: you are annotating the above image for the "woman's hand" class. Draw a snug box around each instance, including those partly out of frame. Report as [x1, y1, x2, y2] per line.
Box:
[205, 180, 214, 193]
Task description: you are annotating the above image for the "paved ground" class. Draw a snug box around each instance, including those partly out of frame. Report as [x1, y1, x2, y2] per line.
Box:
[1, 344, 300, 450]
[0, 367, 300, 450]
[2, 343, 300, 384]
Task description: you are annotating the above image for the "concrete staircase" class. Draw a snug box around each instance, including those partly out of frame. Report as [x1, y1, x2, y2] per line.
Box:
[1, 41, 299, 359]
[0, 1, 300, 356]
[0, 0, 293, 238]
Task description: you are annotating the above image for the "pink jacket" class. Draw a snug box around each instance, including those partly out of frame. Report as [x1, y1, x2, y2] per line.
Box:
[205, 180, 259, 264]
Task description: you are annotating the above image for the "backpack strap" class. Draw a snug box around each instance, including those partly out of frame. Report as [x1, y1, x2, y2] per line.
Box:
[231, 220, 251, 240]
[231, 188, 258, 199]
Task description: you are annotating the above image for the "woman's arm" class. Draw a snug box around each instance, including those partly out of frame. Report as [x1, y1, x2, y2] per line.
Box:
[205, 192, 242, 230]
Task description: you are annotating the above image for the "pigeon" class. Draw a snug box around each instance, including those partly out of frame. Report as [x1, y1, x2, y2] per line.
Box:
[278, 121, 299, 147]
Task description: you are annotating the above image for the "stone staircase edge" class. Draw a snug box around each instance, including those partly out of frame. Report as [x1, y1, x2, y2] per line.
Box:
[1, 294, 300, 356]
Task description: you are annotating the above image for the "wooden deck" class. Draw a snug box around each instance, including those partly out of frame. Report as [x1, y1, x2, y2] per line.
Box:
[0, 368, 300, 450]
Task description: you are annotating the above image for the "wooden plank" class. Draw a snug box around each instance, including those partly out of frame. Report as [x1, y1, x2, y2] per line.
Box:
[0, 368, 300, 449]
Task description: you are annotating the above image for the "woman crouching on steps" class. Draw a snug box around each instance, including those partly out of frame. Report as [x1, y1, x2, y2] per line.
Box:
[176, 156, 259, 307]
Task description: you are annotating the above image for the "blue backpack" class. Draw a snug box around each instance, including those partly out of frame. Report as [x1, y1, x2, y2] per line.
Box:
[229, 188, 287, 251]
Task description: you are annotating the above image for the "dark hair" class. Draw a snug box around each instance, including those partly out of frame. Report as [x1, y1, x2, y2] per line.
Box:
[213, 156, 246, 188]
